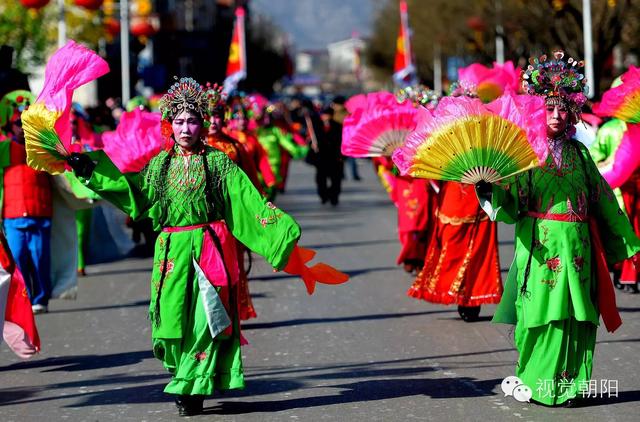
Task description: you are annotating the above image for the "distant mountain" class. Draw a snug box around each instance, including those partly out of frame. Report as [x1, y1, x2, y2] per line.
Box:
[250, 0, 378, 50]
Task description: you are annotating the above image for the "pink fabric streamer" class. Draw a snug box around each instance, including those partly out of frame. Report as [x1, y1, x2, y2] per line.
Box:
[199, 222, 240, 288]
[602, 123, 640, 188]
[37, 40, 110, 149]
[102, 108, 163, 173]
[3, 321, 38, 359]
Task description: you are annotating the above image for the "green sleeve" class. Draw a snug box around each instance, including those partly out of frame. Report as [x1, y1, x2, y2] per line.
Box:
[78, 150, 152, 220]
[582, 145, 640, 263]
[589, 119, 626, 163]
[0, 141, 10, 209]
[276, 127, 308, 159]
[222, 159, 301, 269]
[0, 141, 10, 169]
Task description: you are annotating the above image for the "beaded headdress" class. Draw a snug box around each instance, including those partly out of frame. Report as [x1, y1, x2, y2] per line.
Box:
[158, 77, 209, 121]
[396, 84, 440, 110]
[0, 90, 35, 128]
[521, 50, 588, 114]
[206, 82, 226, 116]
[447, 80, 478, 99]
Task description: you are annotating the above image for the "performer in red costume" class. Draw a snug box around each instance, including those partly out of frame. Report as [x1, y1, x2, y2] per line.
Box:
[408, 181, 502, 320]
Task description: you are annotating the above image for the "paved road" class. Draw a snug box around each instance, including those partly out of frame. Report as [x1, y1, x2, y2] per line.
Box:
[1, 161, 639, 422]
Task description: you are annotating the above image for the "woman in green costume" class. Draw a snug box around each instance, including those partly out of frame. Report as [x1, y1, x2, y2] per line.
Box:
[65, 78, 347, 416]
[256, 106, 308, 200]
[476, 52, 640, 407]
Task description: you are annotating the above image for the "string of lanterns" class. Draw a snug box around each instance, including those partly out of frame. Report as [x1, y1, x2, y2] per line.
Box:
[19, 0, 159, 39]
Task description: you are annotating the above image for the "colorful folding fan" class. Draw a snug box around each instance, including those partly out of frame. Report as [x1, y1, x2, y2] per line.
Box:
[341, 92, 417, 157]
[593, 66, 640, 123]
[102, 108, 163, 173]
[392, 93, 547, 184]
[601, 123, 640, 189]
[21, 40, 110, 174]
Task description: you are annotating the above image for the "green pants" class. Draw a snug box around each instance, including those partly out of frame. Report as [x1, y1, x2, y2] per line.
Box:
[152, 270, 245, 396]
[75, 209, 92, 271]
[515, 317, 596, 405]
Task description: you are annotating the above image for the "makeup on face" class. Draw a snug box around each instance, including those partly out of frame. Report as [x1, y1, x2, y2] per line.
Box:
[545, 104, 569, 138]
[172, 111, 203, 149]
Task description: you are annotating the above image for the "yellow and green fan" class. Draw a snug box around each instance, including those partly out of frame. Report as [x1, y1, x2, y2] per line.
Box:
[392, 93, 548, 184]
[22, 40, 109, 175]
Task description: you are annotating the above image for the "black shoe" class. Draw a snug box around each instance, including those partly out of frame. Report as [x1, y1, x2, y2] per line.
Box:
[175, 395, 204, 417]
[457, 306, 481, 322]
[624, 283, 639, 294]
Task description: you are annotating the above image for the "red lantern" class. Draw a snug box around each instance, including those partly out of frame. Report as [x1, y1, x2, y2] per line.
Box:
[74, 0, 104, 10]
[130, 16, 159, 37]
[466, 16, 487, 32]
[104, 17, 120, 37]
[20, 0, 50, 9]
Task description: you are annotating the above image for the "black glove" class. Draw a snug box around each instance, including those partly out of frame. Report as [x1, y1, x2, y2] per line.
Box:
[475, 180, 492, 196]
[66, 153, 96, 178]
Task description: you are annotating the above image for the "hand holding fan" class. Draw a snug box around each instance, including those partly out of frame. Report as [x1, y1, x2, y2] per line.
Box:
[21, 40, 109, 174]
[393, 93, 547, 184]
[341, 92, 417, 157]
[593, 66, 640, 123]
[102, 109, 163, 173]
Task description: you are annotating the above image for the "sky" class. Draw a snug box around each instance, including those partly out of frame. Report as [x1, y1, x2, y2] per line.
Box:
[250, 0, 379, 50]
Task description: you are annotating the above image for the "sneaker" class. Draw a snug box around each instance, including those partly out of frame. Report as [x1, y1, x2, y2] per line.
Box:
[31, 304, 48, 314]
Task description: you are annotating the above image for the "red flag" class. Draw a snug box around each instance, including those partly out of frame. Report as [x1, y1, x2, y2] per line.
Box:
[393, 0, 416, 86]
[224, 7, 247, 93]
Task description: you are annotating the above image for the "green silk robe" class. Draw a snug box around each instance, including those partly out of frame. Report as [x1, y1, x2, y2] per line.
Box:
[256, 125, 307, 183]
[481, 140, 640, 328]
[78, 147, 301, 395]
[479, 138, 640, 405]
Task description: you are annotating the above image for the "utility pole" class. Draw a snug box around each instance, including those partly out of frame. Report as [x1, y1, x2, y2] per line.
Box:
[434, 43, 442, 94]
[495, 0, 505, 64]
[57, 0, 66, 48]
[582, 0, 595, 98]
[120, 0, 131, 103]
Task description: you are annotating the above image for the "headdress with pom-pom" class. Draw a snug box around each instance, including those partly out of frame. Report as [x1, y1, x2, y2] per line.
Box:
[159, 77, 210, 122]
[522, 50, 588, 114]
[206, 82, 227, 117]
[396, 84, 440, 110]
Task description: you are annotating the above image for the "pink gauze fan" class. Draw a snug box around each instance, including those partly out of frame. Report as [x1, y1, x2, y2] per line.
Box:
[341, 92, 418, 157]
[102, 108, 163, 173]
[601, 123, 640, 189]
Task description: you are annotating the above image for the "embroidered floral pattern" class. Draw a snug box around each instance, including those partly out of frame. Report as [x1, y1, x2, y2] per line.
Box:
[546, 256, 562, 272]
[194, 351, 207, 361]
[158, 259, 175, 276]
[541, 279, 557, 289]
[573, 256, 584, 272]
[256, 204, 284, 228]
